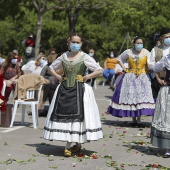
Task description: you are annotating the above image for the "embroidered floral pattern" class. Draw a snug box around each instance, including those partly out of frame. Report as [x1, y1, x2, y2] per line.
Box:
[119, 73, 154, 105]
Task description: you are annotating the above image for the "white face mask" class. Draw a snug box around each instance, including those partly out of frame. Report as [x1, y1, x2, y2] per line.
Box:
[11, 59, 17, 64]
[110, 54, 114, 58]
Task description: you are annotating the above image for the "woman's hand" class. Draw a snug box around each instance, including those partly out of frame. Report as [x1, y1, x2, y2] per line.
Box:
[83, 75, 89, 82]
[10, 77, 17, 84]
[44, 79, 50, 84]
[56, 75, 62, 82]
[5, 80, 12, 87]
[157, 79, 167, 86]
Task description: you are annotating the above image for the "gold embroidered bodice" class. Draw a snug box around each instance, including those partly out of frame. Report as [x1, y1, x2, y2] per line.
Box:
[126, 56, 148, 76]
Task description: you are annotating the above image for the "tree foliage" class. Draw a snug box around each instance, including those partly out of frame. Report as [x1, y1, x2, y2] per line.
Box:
[0, 0, 170, 63]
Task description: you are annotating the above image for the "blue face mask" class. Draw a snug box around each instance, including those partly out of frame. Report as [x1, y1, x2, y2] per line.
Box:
[40, 59, 46, 65]
[164, 38, 170, 46]
[89, 52, 94, 57]
[70, 43, 81, 52]
[135, 44, 143, 51]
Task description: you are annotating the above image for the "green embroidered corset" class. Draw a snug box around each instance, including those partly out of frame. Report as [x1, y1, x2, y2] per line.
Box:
[62, 55, 87, 87]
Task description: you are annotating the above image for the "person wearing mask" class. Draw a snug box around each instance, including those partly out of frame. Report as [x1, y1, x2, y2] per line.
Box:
[2, 52, 21, 101]
[149, 28, 170, 99]
[21, 54, 47, 75]
[0, 65, 7, 111]
[37, 48, 60, 116]
[25, 54, 50, 116]
[43, 33, 103, 157]
[107, 36, 155, 127]
[151, 54, 170, 158]
[24, 33, 36, 63]
[103, 51, 118, 85]
[13, 50, 23, 72]
[39, 49, 58, 81]
[155, 40, 161, 47]
[49, 48, 58, 57]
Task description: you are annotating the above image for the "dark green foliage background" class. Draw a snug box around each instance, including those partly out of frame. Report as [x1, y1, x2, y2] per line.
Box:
[0, 0, 169, 65]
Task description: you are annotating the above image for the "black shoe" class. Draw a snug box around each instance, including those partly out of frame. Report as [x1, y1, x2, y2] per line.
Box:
[109, 86, 114, 91]
[27, 111, 32, 115]
[27, 110, 44, 116]
[39, 109, 48, 117]
[129, 122, 138, 126]
[136, 123, 145, 128]
[105, 80, 110, 85]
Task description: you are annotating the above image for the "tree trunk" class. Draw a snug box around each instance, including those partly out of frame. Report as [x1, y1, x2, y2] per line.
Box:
[35, 13, 42, 58]
[67, 9, 80, 34]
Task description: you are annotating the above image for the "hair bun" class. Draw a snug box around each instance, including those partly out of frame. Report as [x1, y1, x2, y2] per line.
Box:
[132, 36, 142, 44]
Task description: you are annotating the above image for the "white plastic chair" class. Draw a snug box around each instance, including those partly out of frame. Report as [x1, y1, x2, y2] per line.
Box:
[10, 85, 43, 129]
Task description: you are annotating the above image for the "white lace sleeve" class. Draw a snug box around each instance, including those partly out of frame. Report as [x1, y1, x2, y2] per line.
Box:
[147, 48, 156, 70]
[115, 63, 123, 72]
[49, 55, 63, 70]
[84, 54, 103, 71]
[153, 56, 164, 72]
[117, 49, 129, 63]
[163, 54, 170, 70]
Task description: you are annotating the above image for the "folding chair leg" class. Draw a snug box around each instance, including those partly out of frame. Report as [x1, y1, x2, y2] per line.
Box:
[21, 104, 26, 124]
[31, 103, 37, 129]
[10, 101, 19, 127]
[35, 104, 39, 126]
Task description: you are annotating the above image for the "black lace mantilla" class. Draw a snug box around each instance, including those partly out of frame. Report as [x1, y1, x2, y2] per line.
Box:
[44, 126, 102, 135]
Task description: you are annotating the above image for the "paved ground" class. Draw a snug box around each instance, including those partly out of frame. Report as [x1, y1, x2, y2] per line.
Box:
[0, 82, 170, 170]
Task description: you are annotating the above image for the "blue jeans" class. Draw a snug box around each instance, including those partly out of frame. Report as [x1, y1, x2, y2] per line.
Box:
[103, 69, 115, 80]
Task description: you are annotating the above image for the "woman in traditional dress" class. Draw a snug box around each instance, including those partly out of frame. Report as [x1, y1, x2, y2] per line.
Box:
[43, 33, 103, 157]
[151, 54, 170, 158]
[107, 36, 155, 126]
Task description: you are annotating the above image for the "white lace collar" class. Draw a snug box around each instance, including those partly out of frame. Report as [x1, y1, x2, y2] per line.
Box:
[62, 51, 86, 64]
[128, 48, 148, 59]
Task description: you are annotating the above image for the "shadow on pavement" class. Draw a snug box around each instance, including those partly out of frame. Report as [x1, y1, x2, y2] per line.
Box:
[104, 96, 112, 99]
[12, 121, 32, 127]
[123, 144, 161, 157]
[101, 119, 151, 128]
[26, 143, 96, 157]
